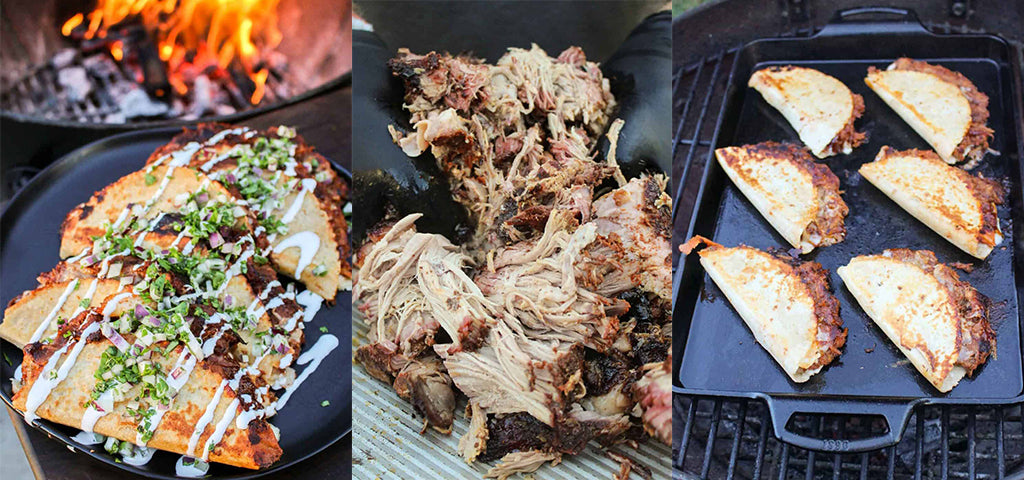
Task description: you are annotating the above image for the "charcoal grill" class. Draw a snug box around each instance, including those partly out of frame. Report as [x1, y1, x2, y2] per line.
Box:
[0, 0, 352, 202]
[671, 1, 1024, 478]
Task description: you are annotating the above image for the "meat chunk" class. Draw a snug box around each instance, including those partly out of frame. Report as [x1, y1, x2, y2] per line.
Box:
[633, 356, 672, 445]
[355, 214, 497, 354]
[440, 320, 585, 426]
[484, 451, 561, 480]
[475, 210, 627, 350]
[393, 356, 457, 434]
[592, 175, 673, 301]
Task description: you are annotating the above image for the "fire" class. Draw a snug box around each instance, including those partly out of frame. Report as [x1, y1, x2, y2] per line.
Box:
[62, 0, 283, 105]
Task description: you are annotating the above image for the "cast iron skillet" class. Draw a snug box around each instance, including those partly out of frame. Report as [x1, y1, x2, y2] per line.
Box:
[672, 8, 1024, 453]
[0, 128, 352, 479]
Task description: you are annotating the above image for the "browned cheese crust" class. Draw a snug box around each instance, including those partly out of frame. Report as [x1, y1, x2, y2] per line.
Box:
[884, 248, 996, 374]
[879, 147, 1004, 249]
[881, 58, 994, 164]
[720, 142, 849, 248]
[680, 235, 848, 370]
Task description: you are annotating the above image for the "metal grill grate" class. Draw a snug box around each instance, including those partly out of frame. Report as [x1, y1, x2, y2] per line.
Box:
[671, 24, 1024, 480]
[672, 396, 1024, 479]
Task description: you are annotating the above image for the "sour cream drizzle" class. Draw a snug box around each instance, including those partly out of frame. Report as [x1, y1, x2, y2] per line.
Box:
[30, 279, 79, 343]
[81, 389, 114, 433]
[272, 231, 320, 278]
[280, 178, 317, 224]
[187, 379, 228, 456]
[202, 398, 240, 461]
[24, 322, 101, 422]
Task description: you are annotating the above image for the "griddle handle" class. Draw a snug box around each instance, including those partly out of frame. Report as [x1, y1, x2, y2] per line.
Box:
[818, 7, 930, 37]
[767, 397, 917, 453]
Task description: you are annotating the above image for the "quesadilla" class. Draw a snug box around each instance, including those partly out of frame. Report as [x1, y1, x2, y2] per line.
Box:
[145, 124, 351, 300]
[681, 236, 847, 382]
[715, 142, 848, 253]
[1, 123, 343, 471]
[837, 249, 995, 392]
[865, 58, 993, 167]
[59, 165, 236, 260]
[12, 318, 282, 469]
[860, 146, 1004, 259]
[749, 66, 866, 158]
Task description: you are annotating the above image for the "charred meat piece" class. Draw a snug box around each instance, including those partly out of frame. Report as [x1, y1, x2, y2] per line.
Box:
[393, 356, 457, 434]
[633, 356, 672, 445]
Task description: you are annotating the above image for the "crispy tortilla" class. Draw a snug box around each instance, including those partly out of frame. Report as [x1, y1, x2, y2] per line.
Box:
[749, 66, 866, 158]
[715, 142, 848, 253]
[13, 339, 282, 469]
[837, 249, 995, 392]
[681, 236, 846, 382]
[865, 58, 992, 166]
[145, 124, 349, 300]
[860, 146, 1004, 259]
[59, 165, 235, 259]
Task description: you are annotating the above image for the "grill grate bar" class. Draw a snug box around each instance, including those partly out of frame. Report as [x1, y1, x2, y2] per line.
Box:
[677, 396, 697, 469]
[969, 410, 977, 479]
[725, 400, 747, 480]
[670, 58, 705, 222]
[701, 400, 722, 478]
[672, 51, 726, 226]
[944, 406, 951, 480]
[921, 411, 929, 478]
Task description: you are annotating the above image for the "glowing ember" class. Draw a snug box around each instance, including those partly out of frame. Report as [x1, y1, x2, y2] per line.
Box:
[61, 0, 283, 105]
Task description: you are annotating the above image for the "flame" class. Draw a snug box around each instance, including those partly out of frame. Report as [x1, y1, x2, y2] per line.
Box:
[63, 0, 283, 105]
[62, 14, 84, 37]
[110, 41, 124, 61]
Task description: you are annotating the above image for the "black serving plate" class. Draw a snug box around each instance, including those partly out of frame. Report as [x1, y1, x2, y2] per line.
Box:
[673, 8, 1024, 453]
[0, 127, 352, 478]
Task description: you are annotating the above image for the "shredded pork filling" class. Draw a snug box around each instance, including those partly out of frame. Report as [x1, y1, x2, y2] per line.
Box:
[355, 44, 672, 475]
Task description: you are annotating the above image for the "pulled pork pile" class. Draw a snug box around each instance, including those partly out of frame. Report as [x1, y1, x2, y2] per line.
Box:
[356, 45, 671, 478]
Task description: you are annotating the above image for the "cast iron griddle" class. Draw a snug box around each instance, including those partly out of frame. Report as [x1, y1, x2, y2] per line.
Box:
[673, 8, 1023, 452]
[0, 128, 352, 479]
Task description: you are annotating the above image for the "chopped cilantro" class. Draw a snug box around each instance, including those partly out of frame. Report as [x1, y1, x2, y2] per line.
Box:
[319, 326, 328, 333]
[320, 400, 330, 407]
[144, 173, 157, 186]
[79, 298, 91, 309]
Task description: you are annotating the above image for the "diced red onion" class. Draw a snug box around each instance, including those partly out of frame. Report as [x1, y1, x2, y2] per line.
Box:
[161, 249, 170, 255]
[82, 255, 98, 266]
[134, 304, 149, 318]
[276, 343, 287, 354]
[102, 323, 130, 352]
[170, 366, 185, 379]
[253, 167, 263, 176]
[224, 295, 234, 307]
[146, 316, 162, 327]
[209, 232, 224, 248]
[196, 192, 209, 203]
[225, 173, 237, 183]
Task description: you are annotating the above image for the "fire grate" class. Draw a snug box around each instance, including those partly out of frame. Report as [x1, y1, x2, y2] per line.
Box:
[673, 396, 1024, 479]
[671, 20, 1024, 480]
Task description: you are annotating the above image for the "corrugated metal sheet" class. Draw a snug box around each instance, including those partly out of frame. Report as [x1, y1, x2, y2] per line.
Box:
[352, 315, 673, 479]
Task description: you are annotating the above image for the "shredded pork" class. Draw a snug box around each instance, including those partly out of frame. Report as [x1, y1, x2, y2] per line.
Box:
[356, 44, 671, 476]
